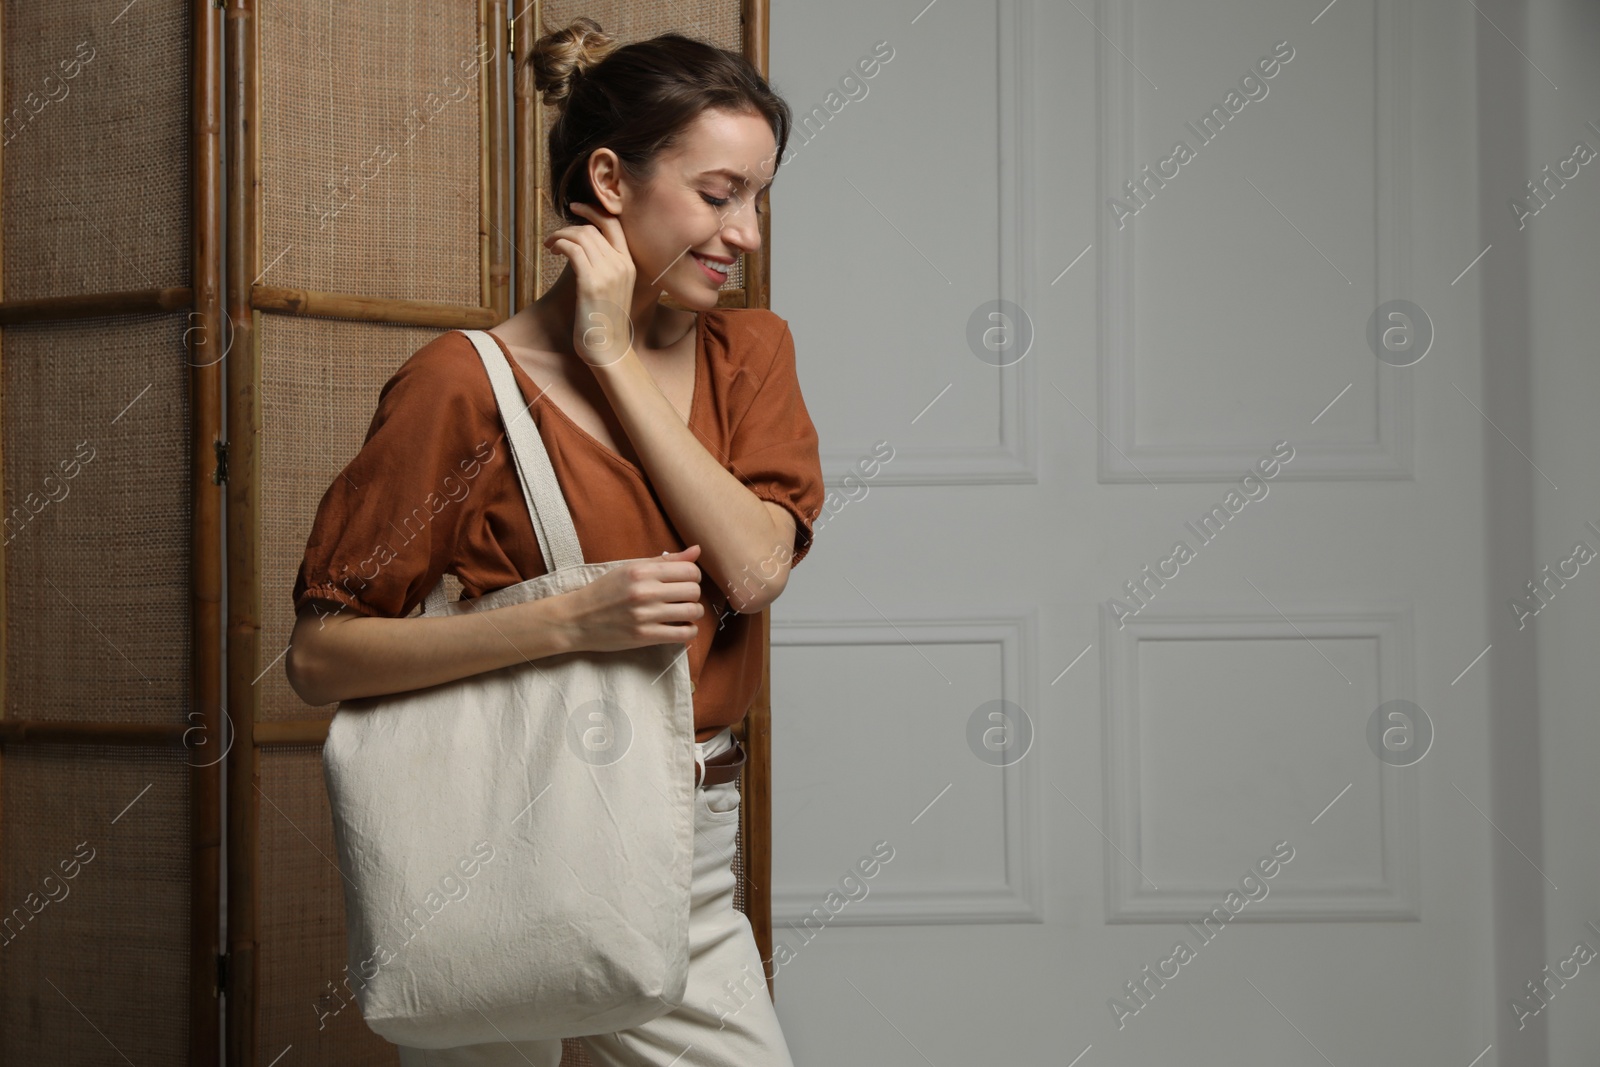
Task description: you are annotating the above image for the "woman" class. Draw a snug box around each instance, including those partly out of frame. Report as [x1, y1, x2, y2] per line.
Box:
[287, 18, 822, 1067]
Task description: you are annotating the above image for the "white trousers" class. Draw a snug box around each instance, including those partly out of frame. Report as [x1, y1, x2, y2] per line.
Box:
[395, 727, 796, 1067]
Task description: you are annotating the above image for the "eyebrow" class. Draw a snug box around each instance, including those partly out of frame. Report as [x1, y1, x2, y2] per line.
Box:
[702, 167, 773, 191]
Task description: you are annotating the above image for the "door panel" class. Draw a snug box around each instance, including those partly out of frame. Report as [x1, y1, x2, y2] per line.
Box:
[765, 0, 1506, 1063]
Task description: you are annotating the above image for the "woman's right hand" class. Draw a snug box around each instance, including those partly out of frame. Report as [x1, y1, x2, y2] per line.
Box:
[562, 544, 705, 654]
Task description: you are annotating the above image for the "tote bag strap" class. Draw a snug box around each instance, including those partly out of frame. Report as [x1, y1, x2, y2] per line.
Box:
[419, 329, 586, 616]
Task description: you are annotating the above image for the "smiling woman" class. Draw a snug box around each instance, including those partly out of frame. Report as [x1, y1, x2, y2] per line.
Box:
[288, 15, 819, 1067]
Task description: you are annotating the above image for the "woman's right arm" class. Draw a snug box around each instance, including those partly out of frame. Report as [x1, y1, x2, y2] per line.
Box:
[285, 545, 706, 707]
[286, 592, 579, 707]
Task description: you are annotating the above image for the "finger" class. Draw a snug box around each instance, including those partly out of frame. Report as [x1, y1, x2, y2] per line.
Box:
[658, 579, 704, 602]
[569, 202, 630, 255]
[570, 201, 621, 232]
[570, 201, 610, 222]
[560, 206, 619, 248]
[543, 225, 608, 253]
[546, 224, 621, 265]
[654, 600, 703, 624]
[652, 559, 701, 580]
[543, 236, 595, 274]
[656, 565, 703, 589]
[543, 231, 585, 258]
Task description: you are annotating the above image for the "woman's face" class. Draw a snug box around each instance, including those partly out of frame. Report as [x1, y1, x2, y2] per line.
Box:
[598, 107, 778, 309]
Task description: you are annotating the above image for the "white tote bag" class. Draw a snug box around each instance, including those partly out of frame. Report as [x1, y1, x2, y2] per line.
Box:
[321, 328, 697, 1049]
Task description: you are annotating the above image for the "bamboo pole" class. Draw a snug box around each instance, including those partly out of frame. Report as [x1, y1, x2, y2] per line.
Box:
[740, 0, 777, 1000]
[251, 718, 330, 746]
[515, 3, 538, 310]
[0, 287, 194, 324]
[0, 0, 12, 1011]
[0, 721, 190, 746]
[745, 0, 773, 315]
[251, 284, 500, 328]
[224, 2, 262, 1063]
[189, 0, 226, 1055]
[486, 0, 510, 321]
[479, 0, 492, 315]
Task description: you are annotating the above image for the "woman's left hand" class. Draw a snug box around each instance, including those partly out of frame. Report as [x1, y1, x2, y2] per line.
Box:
[543, 200, 638, 368]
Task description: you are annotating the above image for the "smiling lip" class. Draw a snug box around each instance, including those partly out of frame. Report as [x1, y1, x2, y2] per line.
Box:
[693, 253, 730, 282]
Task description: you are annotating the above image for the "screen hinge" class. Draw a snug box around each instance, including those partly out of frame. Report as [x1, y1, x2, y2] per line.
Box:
[212, 440, 228, 485]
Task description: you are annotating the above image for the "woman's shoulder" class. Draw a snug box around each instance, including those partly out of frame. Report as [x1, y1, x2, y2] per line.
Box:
[703, 307, 791, 380]
[373, 328, 497, 418]
[705, 306, 787, 348]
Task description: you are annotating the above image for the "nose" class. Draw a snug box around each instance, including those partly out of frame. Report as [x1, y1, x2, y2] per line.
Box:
[717, 192, 762, 253]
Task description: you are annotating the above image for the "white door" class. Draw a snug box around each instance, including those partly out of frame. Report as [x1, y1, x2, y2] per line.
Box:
[762, 0, 1554, 1063]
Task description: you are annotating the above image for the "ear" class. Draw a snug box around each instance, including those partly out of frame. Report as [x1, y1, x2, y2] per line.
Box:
[586, 148, 626, 214]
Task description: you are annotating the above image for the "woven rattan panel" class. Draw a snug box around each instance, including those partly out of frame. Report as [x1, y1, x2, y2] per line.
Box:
[259, 314, 449, 721]
[256, 316, 457, 1059]
[1, 0, 191, 299]
[0, 745, 192, 1064]
[2, 316, 193, 724]
[535, 1, 746, 299]
[256, 744, 400, 1063]
[258, 2, 483, 306]
[253, 6, 758, 1061]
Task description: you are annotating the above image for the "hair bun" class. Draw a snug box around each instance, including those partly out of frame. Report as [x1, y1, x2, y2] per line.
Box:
[529, 16, 618, 107]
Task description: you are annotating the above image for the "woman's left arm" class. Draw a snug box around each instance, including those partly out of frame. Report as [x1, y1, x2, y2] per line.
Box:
[546, 201, 813, 614]
[590, 349, 797, 614]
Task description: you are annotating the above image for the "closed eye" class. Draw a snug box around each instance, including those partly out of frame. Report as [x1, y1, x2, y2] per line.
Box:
[702, 191, 764, 216]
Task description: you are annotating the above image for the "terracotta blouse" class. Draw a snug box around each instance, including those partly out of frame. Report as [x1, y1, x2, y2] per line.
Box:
[292, 307, 825, 742]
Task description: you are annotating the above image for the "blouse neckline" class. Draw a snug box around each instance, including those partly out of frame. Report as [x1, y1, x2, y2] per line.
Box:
[485, 309, 706, 481]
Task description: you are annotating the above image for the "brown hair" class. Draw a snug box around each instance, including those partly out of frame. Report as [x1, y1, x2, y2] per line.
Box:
[526, 17, 792, 225]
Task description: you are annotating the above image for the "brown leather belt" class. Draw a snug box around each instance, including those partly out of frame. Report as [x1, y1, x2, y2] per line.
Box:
[696, 737, 746, 788]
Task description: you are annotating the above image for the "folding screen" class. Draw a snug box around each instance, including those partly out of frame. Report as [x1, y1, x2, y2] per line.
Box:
[230, 2, 776, 1065]
[519, 8, 777, 1059]
[228, 3, 504, 1061]
[0, 1, 225, 1065]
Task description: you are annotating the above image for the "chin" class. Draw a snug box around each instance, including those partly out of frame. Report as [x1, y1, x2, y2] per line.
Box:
[670, 276, 724, 309]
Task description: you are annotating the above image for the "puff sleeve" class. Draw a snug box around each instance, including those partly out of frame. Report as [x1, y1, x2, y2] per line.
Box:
[726, 322, 825, 569]
[292, 340, 499, 619]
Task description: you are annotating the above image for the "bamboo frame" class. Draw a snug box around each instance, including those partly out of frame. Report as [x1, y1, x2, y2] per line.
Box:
[222, 1, 262, 1061]
[250, 719, 330, 746]
[251, 285, 500, 328]
[0, 2, 6, 1043]
[225, 3, 512, 1064]
[1, 25, 7, 1023]
[486, 2, 511, 321]
[740, 0, 778, 1001]
[0, 2, 225, 1063]
[0, 287, 195, 324]
[512, 9, 534, 314]
[189, 2, 228, 1059]
[0, 722, 191, 745]
[217, 3, 781, 1060]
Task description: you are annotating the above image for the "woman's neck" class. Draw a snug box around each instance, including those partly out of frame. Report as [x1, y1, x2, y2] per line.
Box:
[532, 263, 688, 355]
